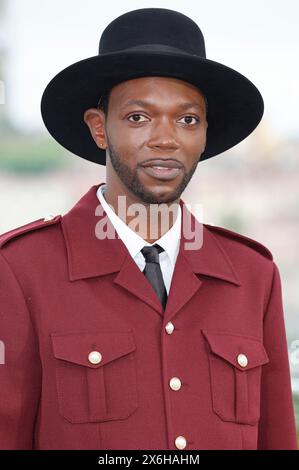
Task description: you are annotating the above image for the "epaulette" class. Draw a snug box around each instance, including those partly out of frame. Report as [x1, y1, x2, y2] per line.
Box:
[204, 223, 273, 260]
[0, 214, 62, 248]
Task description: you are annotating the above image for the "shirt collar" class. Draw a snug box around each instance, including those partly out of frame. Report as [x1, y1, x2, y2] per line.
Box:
[61, 182, 242, 288]
[96, 184, 181, 267]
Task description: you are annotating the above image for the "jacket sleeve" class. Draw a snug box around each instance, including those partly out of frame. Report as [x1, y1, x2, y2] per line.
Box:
[258, 261, 298, 449]
[0, 251, 42, 449]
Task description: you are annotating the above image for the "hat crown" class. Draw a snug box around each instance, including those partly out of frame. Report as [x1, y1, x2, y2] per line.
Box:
[98, 8, 206, 58]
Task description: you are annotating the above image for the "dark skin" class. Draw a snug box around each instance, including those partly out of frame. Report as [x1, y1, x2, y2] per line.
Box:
[84, 76, 208, 242]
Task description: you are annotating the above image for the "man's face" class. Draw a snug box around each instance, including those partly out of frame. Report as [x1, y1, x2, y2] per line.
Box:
[87, 76, 208, 204]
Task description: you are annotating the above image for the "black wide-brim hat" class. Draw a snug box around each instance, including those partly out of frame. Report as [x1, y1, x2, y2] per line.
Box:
[41, 8, 264, 165]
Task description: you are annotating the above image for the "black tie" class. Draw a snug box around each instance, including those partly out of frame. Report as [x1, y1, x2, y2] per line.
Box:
[141, 244, 168, 309]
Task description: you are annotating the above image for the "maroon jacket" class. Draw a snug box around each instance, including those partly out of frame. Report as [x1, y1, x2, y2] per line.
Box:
[0, 182, 297, 450]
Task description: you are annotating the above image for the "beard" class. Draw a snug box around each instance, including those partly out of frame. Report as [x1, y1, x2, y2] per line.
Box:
[106, 135, 201, 204]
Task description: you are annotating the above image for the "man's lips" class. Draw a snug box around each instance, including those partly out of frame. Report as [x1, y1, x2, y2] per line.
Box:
[140, 159, 183, 181]
[141, 159, 183, 169]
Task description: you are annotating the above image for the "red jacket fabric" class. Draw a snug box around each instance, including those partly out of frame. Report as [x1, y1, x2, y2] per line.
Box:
[0, 182, 297, 450]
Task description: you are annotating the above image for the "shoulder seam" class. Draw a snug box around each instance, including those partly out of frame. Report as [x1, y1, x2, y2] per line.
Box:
[0, 215, 62, 248]
[204, 224, 273, 261]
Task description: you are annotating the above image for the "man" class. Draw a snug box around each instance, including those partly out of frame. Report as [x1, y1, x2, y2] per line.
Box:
[0, 8, 297, 450]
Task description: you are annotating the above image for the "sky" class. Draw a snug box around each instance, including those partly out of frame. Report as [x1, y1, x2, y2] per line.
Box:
[2, 0, 299, 139]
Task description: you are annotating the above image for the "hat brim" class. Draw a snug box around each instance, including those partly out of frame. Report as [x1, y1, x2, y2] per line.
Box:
[41, 50, 264, 165]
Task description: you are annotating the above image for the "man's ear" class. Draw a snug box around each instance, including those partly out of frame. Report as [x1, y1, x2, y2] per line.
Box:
[83, 108, 107, 150]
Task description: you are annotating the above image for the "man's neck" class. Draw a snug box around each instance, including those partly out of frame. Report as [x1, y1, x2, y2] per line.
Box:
[102, 185, 180, 243]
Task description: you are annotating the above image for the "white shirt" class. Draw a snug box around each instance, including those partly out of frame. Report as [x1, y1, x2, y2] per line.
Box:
[96, 184, 181, 294]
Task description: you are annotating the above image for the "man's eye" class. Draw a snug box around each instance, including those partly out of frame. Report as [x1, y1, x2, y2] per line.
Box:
[127, 114, 199, 125]
[128, 114, 148, 123]
[178, 116, 200, 125]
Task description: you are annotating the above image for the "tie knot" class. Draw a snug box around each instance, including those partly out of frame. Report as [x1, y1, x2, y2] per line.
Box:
[141, 244, 164, 264]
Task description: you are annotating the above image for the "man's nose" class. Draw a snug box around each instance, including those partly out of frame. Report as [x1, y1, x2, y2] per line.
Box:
[147, 117, 180, 150]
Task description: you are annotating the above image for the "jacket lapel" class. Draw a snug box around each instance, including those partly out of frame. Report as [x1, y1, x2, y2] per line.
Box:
[61, 182, 164, 315]
[61, 183, 241, 320]
[163, 202, 241, 323]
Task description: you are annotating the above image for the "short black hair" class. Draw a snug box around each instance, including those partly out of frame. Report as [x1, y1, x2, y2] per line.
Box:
[97, 87, 208, 116]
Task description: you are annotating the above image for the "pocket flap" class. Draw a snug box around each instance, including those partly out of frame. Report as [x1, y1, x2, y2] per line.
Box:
[202, 329, 269, 370]
[51, 330, 136, 368]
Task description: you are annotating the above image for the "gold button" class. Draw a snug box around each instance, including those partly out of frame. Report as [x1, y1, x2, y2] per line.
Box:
[43, 214, 55, 222]
[237, 353, 248, 368]
[165, 321, 175, 335]
[175, 435, 187, 449]
[88, 351, 102, 365]
[169, 377, 182, 391]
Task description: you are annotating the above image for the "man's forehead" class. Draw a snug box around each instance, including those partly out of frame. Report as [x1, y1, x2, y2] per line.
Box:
[119, 98, 205, 113]
[109, 76, 206, 107]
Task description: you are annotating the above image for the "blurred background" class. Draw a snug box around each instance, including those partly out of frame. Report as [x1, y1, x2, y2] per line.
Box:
[0, 0, 298, 443]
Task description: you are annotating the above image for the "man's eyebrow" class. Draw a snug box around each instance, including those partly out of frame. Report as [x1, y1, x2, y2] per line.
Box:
[177, 101, 204, 111]
[120, 99, 204, 111]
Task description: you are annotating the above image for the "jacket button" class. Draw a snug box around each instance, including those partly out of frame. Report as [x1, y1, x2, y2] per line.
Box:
[175, 436, 187, 449]
[237, 353, 248, 367]
[165, 321, 174, 334]
[169, 377, 182, 391]
[88, 351, 102, 364]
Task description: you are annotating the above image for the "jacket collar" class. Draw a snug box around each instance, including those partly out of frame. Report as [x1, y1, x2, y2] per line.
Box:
[61, 183, 241, 318]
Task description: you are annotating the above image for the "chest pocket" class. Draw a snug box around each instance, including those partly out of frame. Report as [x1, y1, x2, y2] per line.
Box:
[202, 330, 269, 426]
[51, 330, 138, 424]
